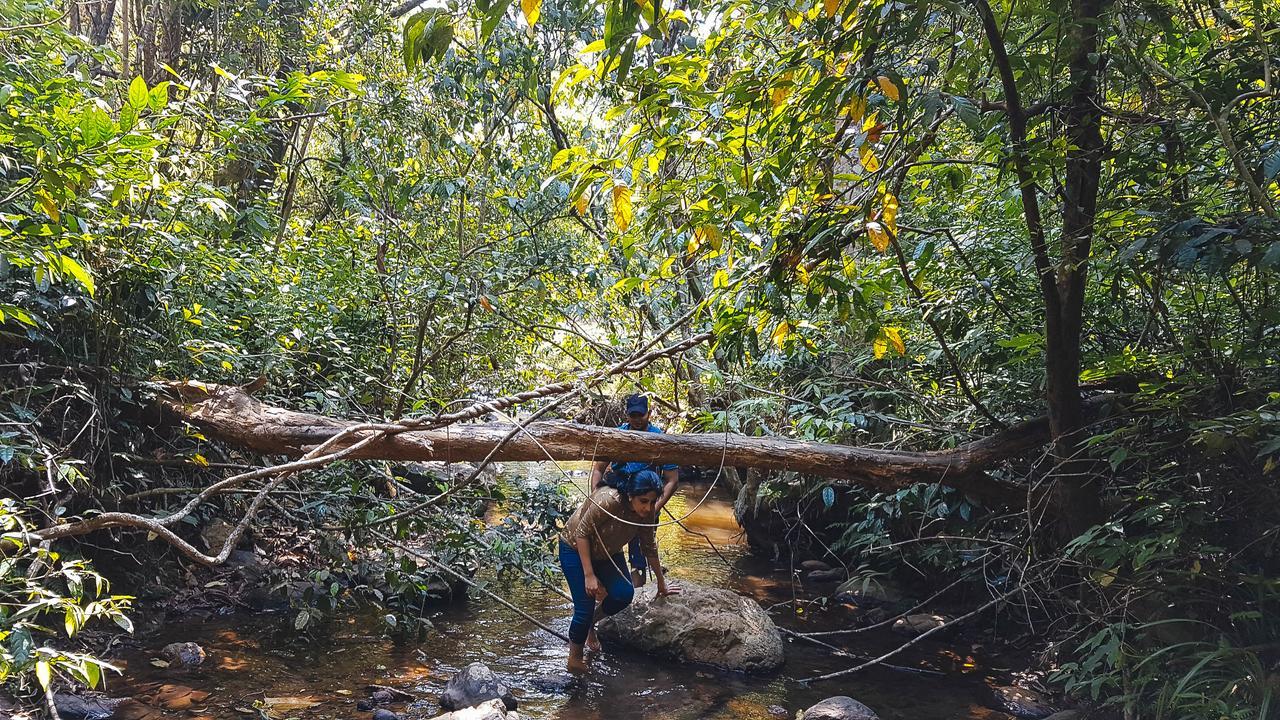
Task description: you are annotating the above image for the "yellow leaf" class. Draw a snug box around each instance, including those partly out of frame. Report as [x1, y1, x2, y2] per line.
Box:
[842, 96, 865, 122]
[771, 72, 793, 109]
[612, 184, 633, 231]
[771, 320, 791, 347]
[191, 453, 209, 467]
[860, 146, 880, 173]
[883, 326, 905, 354]
[823, 0, 841, 18]
[694, 224, 722, 251]
[876, 75, 900, 101]
[35, 190, 60, 222]
[882, 193, 899, 233]
[521, 0, 541, 25]
[574, 192, 589, 216]
[35, 660, 51, 689]
[872, 334, 888, 360]
[866, 221, 890, 252]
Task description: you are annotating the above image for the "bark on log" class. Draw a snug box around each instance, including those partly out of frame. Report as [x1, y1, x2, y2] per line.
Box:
[157, 382, 1123, 503]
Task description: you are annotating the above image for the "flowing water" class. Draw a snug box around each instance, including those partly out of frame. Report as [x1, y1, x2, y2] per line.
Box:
[109, 463, 1017, 720]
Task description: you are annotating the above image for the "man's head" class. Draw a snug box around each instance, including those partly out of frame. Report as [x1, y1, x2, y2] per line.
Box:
[624, 393, 650, 429]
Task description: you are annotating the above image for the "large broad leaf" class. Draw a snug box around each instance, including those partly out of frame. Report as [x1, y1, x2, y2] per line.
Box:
[403, 9, 454, 70]
[481, 0, 514, 39]
[611, 184, 633, 231]
[128, 76, 148, 108]
[521, 0, 541, 26]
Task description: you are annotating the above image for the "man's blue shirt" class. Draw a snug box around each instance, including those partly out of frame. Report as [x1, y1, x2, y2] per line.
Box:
[611, 422, 678, 476]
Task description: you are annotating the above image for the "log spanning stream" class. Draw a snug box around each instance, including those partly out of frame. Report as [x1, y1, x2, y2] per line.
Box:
[108, 464, 1016, 720]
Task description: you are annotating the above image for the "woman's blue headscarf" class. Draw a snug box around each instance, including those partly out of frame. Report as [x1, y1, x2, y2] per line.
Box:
[621, 469, 663, 497]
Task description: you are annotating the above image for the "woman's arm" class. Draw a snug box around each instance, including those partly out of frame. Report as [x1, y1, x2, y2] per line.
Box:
[575, 536, 603, 600]
[589, 460, 610, 489]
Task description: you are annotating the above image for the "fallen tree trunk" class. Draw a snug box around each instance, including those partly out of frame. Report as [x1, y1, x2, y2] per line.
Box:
[158, 382, 1125, 502]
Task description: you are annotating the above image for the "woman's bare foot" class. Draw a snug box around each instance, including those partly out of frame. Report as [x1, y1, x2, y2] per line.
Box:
[567, 643, 589, 673]
[585, 628, 602, 652]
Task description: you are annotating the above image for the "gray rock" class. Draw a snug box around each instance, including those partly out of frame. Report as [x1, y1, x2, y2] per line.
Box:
[373, 710, 401, 720]
[799, 559, 832, 573]
[439, 662, 517, 712]
[596, 579, 785, 673]
[160, 641, 206, 667]
[427, 699, 519, 720]
[991, 685, 1056, 719]
[52, 693, 123, 720]
[806, 568, 846, 583]
[891, 613, 949, 637]
[529, 673, 578, 694]
[767, 704, 789, 718]
[801, 696, 879, 720]
[199, 518, 236, 552]
[1043, 712, 1083, 720]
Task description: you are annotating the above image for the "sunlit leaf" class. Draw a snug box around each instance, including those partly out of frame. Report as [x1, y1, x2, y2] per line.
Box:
[612, 184, 633, 231]
[860, 146, 880, 173]
[35, 190, 59, 222]
[521, 0, 541, 26]
[35, 660, 51, 689]
[58, 255, 95, 296]
[875, 75, 900, 101]
[128, 76, 148, 108]
[884, 326, 905, 354]
[823, 0, 841, 19]
[882, 193, 899, 233]
[842, 96, 866, 122]
[866, 221, 890, 252]
[772, 320, 791, 347]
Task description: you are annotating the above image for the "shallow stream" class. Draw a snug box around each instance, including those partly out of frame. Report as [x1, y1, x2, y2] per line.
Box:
[110, 463, 1018, 720]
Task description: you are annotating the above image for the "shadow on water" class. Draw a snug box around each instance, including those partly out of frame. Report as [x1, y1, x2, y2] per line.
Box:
[112, 462, 1011, 720]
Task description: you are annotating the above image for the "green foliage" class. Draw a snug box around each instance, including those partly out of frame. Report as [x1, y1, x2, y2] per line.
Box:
[0, 500, 130, 694]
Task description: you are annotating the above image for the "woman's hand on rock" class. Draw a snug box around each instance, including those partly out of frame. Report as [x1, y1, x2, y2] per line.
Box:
[656, 582, 682, 598]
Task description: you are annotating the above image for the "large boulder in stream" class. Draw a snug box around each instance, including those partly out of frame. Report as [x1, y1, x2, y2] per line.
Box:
[438, 662, 518, 712]
[801, 696, 880, 720]
[429, 699, 520, 720]
[596, 579, 785, 672]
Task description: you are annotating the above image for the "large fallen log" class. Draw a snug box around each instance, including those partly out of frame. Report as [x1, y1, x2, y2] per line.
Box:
[158, 382, 1125, 502]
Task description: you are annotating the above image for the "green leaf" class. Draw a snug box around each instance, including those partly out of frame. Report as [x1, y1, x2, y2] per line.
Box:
[58, 255, 95, 296]
[128, 76, 148, 108]
[481, 0, 514, 39]
[148, 81, 170, 110]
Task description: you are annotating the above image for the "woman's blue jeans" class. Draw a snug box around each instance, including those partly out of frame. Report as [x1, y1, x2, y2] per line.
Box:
[559, 540, 634, 645]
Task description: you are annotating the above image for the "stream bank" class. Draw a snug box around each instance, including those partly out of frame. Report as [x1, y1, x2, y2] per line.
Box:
[80, 463, 1055, 720]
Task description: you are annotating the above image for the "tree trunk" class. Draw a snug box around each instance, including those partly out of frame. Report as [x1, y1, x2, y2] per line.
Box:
[1047, 0, 1109, 540]
[156, 382, 1123, 505]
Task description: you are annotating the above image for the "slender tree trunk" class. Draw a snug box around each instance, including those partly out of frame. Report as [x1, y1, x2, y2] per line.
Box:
[973, 0, 1109, 539]
[1048, 0, 1109, 539]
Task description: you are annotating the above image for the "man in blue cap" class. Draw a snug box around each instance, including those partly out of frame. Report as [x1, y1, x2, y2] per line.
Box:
[588, 393, 680, 587]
